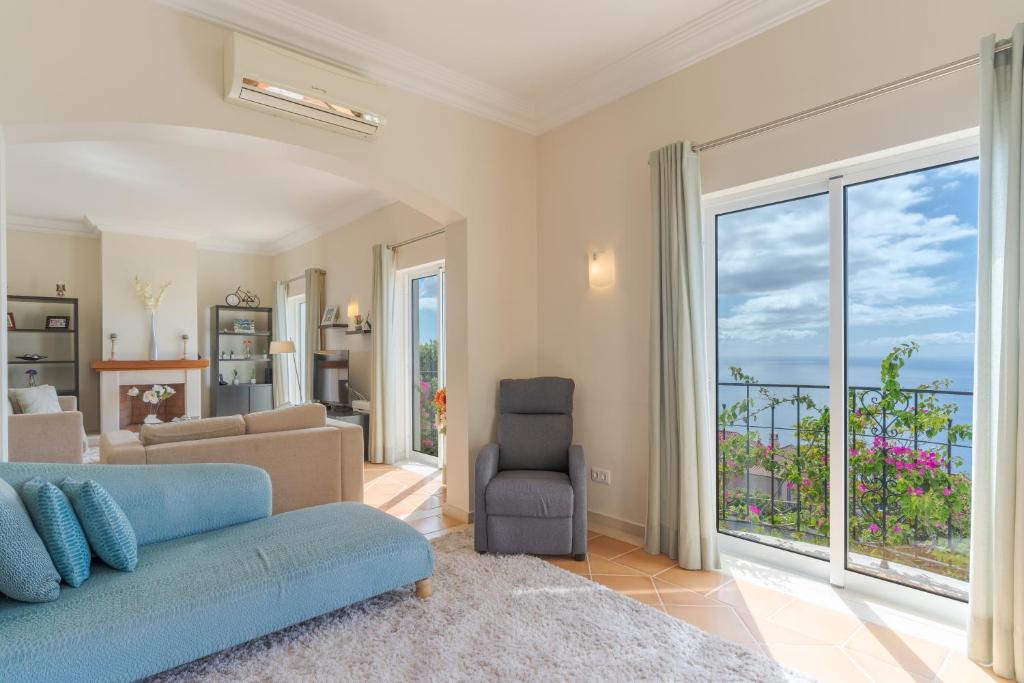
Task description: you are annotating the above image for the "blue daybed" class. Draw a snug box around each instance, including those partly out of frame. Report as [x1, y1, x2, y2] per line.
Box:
[0, 462, 435, 682]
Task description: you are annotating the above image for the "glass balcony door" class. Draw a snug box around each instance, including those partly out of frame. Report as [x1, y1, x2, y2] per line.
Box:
[711, 141, 979, 603]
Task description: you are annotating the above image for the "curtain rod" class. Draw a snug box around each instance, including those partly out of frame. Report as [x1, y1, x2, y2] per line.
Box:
[281, 267, 326, 285]
[388, 227, 446, 250]
[694, 39, 1013, 153]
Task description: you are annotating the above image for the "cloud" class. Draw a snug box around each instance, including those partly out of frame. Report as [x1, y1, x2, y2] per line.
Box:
[858, 330, 975, 349]
[717, 161, 976, 344]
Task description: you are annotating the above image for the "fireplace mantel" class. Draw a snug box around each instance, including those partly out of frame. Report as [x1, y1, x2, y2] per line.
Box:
[92, 359, 208, 433]
[91, 359, 209, 371]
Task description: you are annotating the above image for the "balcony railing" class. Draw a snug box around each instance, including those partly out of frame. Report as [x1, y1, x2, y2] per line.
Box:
[717, 380, 972, 594]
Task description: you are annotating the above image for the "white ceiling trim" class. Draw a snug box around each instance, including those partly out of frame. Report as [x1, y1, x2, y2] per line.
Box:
[7, 215, 99, 239]
[156, 0, 829, 135]
[156, 0, 538, 133]
[537, 0, 832, 132]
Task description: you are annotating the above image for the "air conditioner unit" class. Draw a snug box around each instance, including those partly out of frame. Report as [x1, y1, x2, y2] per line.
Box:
[224, 32, 385, 139]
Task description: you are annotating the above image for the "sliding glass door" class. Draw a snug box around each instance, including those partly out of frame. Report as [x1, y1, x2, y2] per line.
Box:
[713, 145, 979, 601]
[408, 263, 445, 462]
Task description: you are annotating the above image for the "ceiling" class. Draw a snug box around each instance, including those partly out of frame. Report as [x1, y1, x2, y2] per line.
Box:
[159, 0, 830, 132]
[6, 140, 393, 254]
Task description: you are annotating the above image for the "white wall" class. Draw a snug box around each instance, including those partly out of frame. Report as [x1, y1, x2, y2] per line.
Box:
[536, 0, 1022, 531]
[274, 201, 444, 399]
[0, 0, 539, 514]
[100, 232, 198, 362]
[197, 249, 275, 416]
[5, 229, 102, 431]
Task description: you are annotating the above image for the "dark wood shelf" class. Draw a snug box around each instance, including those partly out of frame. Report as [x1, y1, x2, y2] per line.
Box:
[345, 329, 371, 335]
[8, 359, 75, 365]
[320, 322, 350, 329]
[8, 328, 76, 333]
[217, 331, 271, 336]
[218, 358, 271, 362]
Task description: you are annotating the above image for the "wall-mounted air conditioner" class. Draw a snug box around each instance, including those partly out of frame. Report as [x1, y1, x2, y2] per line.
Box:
[224, 32, 385, 139]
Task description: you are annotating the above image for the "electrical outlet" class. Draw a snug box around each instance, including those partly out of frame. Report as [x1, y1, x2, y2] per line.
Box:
[590, 468, 611, 485]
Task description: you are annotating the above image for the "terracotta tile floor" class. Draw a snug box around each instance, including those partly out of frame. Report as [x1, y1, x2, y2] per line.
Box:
[364, 463, 1007, 683]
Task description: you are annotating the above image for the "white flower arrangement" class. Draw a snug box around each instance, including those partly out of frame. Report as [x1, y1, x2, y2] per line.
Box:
[126, 384, 176, 405]
[132, 276, 172, 312]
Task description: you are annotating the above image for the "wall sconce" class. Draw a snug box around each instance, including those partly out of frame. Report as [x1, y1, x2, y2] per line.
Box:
[588, 249, 615, 289]
[347, 299, 362, 325]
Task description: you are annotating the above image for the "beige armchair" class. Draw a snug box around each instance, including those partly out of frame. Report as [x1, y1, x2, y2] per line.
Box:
[8, 395, 87, 463]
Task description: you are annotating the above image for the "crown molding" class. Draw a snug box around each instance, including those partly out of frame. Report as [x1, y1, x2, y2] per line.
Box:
[156, 0, 538, 133]
[6, 215, 99, 238]
[536, 0, 832, 132]
[156, 0, 828, 136]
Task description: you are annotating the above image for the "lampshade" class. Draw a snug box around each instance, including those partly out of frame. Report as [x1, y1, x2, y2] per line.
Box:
[269, 340, 296, 355]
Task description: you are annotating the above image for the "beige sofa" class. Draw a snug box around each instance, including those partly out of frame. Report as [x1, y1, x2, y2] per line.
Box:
[8, 395, 87, 463]
[100, 403, 364, 513]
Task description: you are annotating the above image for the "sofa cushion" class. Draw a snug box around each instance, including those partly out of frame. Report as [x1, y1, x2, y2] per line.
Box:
[19, 479, 90, 588]
[0, 502, 434, 683]
[9, 385, 61, 415]
[140, 415, 245, 447]
[244, 403, 326, 435]
[0, 478, 60, 602]
[485, 470, 574, 518]
[60, 480, 138, 572]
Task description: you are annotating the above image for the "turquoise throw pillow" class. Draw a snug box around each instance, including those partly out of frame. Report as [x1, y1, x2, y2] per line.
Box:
[60, 479, 138, 572]
[20, 478, 91, 587]
[0, 478, 60, 602]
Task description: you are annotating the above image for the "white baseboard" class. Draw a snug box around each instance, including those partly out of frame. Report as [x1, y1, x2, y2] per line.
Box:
[588, 510, 645, 547]
[443, 502, 472, 523]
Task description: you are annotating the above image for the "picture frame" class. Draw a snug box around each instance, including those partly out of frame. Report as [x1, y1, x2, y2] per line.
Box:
[321, 305, 339, 325]
[6, 312, 15, 330]
[45, 315, 70, 329]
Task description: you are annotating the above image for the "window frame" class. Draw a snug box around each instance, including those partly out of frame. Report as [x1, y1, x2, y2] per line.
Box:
[702, 130, 979, 625]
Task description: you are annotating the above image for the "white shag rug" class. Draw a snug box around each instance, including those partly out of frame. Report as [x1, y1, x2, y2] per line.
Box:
[148, 529, 813, 682]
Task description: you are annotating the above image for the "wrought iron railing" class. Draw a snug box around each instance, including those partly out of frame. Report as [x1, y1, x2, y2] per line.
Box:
[716, 381, 973, 575]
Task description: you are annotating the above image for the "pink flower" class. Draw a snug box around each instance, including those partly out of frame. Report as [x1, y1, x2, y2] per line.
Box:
[869, 523, 880, 533]
[893, 525, 903, 534]
[943, 487, 952, 497]
[748, 505, 761, 517]
[786, 482, 795, 491]
[858, 483, 868, 494]
[802, 479, 812, 488]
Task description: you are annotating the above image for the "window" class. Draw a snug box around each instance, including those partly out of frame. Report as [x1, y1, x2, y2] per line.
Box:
[710, 140, 978, 602]
[398, 260, 445, 465]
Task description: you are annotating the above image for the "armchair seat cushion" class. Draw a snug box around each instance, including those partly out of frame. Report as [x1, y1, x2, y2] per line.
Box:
[485, 470, 573, 518]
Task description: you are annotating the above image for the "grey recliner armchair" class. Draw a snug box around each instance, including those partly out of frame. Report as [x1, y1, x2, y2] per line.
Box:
[474, 377, 587, 560]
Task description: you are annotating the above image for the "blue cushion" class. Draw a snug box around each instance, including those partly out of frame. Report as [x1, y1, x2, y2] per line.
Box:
[0, 502, 434, 683]
[19, 478, 90, 588]
[0, 479, 60, 602]
[60, 480, 138, 572]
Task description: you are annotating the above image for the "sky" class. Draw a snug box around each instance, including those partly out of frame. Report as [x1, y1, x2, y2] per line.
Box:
[716, 157, 979, 392]
[414, 274, 440, 346]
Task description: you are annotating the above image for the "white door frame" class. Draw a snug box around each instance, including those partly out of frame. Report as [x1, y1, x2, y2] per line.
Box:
[396, 259, 446, 467]
[0, 126, 8, 462]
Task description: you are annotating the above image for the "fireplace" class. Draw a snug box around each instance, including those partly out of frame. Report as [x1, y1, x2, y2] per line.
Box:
[118, 383, 186, 429]
[91, 360, 209, 434]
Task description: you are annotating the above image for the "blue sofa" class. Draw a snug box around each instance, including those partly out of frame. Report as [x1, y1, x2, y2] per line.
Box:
[0, 462, 435, 683]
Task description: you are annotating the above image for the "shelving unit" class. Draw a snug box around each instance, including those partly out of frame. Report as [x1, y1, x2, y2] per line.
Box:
[210, 305, 273, 416]
[6, 295, 80, 400]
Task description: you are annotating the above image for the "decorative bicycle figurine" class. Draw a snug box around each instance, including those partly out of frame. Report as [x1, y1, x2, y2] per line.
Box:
[225, 286, 261, 308]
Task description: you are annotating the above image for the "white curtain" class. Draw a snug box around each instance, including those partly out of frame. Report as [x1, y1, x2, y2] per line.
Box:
[303, 268, 325, 403]
[369, 244, 402, 464]
[645, 141, 719, 570]
[969, 25, 1024, 681]
[272, 280, 289, 407]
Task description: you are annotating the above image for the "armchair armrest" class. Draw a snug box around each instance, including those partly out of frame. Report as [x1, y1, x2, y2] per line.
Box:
[7, 411, 85, 463]
[568, 444, 588, 557]
[100, 430, 146, 464]
[474, 443, 500, 551]
[0, 462, 272, 546]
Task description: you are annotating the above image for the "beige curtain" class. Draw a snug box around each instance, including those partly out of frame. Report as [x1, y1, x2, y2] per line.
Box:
[369, 244, 400, 464]
[303, 268, 325, 403]
[968, 25, 1024, 681]
[645, 141, 719, 571]
[272, 280, 289, 407]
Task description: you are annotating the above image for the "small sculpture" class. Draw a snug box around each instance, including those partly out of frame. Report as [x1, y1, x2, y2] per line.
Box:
[109, 333, 118, 360]
[55, 281, 67, 297]
[181, 334, 190, 360]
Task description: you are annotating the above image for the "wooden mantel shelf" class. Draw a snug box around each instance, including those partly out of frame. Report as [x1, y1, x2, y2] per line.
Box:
[91, 359, 210, 371]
